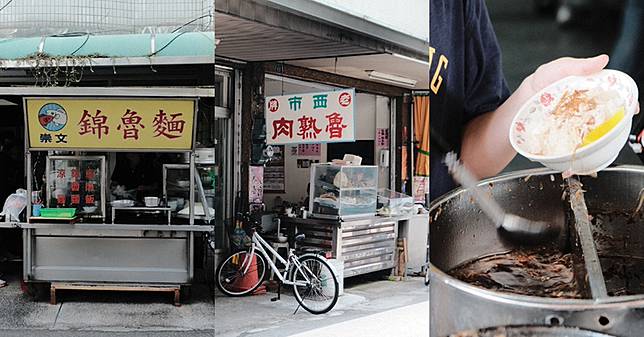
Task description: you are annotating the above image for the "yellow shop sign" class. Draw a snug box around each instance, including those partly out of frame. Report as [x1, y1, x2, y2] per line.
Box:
[26, 98, 195, 150]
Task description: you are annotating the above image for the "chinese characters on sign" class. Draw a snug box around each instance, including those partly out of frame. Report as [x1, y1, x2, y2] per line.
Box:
[50, 158, 102, 214]
[78, 109, 110, 139]
[249, 166, 264, 204]
[297, 144, 321, 156]
[376, 128, 390, 149]
[27, 99, 195, 150]
[265, 90, 355, 145]
[153, 110, 186, 139]
[413, 176, 429, 203]
[117, 109, 145, 140]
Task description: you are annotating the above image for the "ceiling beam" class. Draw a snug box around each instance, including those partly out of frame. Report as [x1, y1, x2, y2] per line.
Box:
[263, 62, 408, 97]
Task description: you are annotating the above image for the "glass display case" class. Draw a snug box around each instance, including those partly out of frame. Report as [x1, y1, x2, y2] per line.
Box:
[377, 189, 415, 216]
[162, 164, 214, 221]
[309, 163, 378, 219]
[44, 156, 106, 219]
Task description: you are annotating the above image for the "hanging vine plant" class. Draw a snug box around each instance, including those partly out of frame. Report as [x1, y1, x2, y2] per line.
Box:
[12, 53, 110, 87]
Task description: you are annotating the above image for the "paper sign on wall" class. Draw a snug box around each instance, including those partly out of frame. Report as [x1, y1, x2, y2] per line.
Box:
[413, 176, 429, 203]
[298, 144, 321, 156]
[249, 166, 264, 204]
[265, 89, 355, 145]
[376, 128, 389, 148]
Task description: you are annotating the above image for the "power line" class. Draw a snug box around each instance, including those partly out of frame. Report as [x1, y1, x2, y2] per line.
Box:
[0, 0, 14, 13]
[149, 31, 188, 57]
[70, 33, 91, 55]
[171, 14, 210, 33]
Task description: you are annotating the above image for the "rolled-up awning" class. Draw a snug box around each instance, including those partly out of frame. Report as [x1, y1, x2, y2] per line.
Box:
[0, 31, 214, 62]
[414, 95, 429, 176]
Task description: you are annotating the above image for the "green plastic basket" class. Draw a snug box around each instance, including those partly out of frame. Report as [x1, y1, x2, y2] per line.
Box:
[39, 208, 76, 218]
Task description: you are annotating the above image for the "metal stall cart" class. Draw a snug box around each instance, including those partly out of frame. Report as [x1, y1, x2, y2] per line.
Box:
[282, 163, 399, 278]
[22, 97, 214, 305]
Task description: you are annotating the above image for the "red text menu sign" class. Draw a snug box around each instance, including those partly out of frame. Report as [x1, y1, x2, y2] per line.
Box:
[265, 89, 355, 145]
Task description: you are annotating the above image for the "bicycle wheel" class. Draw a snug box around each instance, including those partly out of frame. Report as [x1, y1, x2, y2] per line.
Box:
[216, 250, 266, 296]
[290, 255, 339, 314]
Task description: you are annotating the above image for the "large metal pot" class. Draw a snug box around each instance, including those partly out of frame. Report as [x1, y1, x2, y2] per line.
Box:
[430, 166, 644, 337]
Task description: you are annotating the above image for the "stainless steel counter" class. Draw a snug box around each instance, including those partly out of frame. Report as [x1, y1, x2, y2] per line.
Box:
[19, 222, 213, 285]
[281, 216, 402, 278]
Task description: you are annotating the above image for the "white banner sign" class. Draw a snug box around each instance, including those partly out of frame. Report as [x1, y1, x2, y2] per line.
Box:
[265, 89, 355, 145]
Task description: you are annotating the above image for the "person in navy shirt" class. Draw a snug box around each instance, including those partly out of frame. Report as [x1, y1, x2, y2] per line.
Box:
[429, 0, 609, 201]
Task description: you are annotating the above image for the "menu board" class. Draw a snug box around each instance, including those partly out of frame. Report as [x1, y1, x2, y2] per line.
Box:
[46, 156, 105, 216]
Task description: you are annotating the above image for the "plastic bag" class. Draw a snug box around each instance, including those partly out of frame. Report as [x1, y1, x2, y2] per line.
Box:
[1, 189, 27, 221]
[230, 220, 251, 249]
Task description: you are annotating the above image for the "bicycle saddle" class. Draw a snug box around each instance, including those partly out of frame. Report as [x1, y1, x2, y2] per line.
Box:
[295, 233, 306, 242]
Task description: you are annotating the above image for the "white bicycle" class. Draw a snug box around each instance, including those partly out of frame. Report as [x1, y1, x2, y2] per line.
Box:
[216, 228, 339, 314]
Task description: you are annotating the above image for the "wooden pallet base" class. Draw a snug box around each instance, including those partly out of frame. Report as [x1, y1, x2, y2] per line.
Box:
[50, 282, 181, 306]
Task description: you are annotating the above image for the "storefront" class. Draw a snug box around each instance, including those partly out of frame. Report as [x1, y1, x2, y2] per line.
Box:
[214, 1, 430, 279]
[21, 94, 213, 303]
[0, 31, 216, 303]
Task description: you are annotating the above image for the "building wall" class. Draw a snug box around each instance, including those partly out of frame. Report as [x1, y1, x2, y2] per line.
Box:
[308, 0, 429, 42]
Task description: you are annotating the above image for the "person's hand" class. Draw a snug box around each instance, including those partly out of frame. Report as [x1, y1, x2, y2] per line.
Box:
[526, 54, 609, 94]
[525, 54, 640, 114]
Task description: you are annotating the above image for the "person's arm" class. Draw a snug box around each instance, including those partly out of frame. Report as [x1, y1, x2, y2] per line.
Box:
[461, 55, 610, 179]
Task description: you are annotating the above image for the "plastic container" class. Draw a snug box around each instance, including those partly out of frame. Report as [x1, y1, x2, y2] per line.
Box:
[377, 189, 415, 216]
[111, 199, 135, 208]
[510, 69, 639, 175]
[144, 197, 159, 207]
[39, 208, 76, 218]
[32, 204, 42, 217]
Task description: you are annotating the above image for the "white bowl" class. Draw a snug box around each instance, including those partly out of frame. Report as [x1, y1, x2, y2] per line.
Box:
[510, 69, 638, 175]
[83, 206, 97, 213]
[144, 197, 159, 207]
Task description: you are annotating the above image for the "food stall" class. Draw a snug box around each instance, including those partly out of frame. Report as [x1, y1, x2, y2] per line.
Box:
[281, 162, 423, 278]
[20, 96, 214, 305]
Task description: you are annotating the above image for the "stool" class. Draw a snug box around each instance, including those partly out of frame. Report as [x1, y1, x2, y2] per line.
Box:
[269, 241, 290, 281]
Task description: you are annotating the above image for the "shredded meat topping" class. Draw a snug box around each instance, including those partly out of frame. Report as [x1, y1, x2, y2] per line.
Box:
[552, 90, 597, 118]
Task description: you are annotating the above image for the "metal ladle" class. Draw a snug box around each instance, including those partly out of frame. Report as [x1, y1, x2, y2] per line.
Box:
[444, 152, 562, 242]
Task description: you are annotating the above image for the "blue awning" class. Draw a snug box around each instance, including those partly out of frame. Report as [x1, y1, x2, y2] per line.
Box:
[0, 32, 214, 60]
